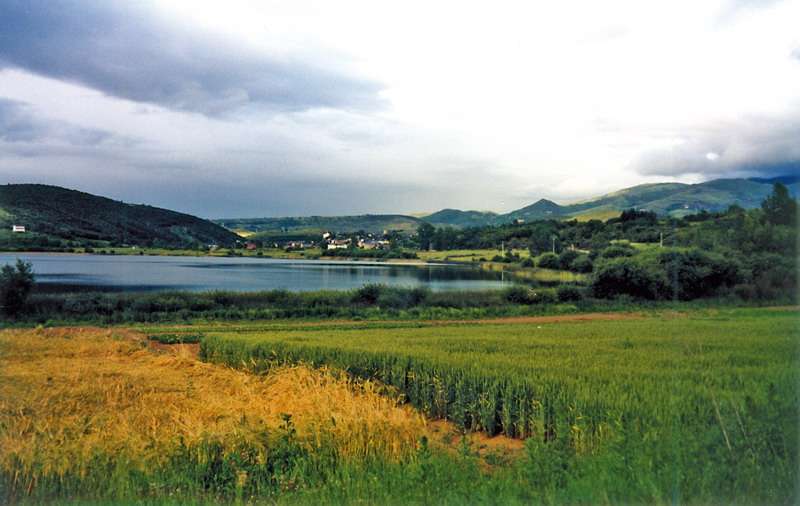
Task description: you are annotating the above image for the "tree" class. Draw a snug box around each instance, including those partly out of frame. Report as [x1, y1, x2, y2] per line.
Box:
[432, 226, 458, 251]
[761, 181, 798, 227]
[416, 222, 436, 251]
[527, 221, 560, 255]
[536, 252, 560, 269]
[0, 259, 35, 316]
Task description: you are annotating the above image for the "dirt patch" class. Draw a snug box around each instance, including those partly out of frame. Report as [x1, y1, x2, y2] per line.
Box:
[425, 419, 526, 468]
[147, 341, 200, 356]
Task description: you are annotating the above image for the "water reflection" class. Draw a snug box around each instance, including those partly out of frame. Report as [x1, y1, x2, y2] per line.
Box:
[4, 254, 526, 294]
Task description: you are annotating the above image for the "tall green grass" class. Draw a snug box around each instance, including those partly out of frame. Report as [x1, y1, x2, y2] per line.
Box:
[201, 309, 799, 503]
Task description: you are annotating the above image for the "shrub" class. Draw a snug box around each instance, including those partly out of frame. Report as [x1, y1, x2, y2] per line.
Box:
[657, 248, 741, 300]
[0, 259, 35, 316]
[556, 284, 584, 302]
[744, 253, 796, 300]
[598, 245, 635, 259]
[529, 288, 558, 304]
[352, 284, 384, 305]
[520, 258, 534, 268]
[558, 249, 580, 270]
[569, 255, 593, 273]
[591, 248, 741, 301]
[536, 253, 560, 269]
[376, 286, 430, 309]
[502, 285, 533, 304]
[591, 256, 668, 300]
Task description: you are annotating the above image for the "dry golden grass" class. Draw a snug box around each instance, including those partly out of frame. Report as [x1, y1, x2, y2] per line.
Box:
[0, 327, 425, 484]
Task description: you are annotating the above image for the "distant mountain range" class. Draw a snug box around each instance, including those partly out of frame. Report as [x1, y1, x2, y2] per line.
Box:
[0, 184, 240, 246]
[215, 176, 799, 233]
[2, 176, 797, 244]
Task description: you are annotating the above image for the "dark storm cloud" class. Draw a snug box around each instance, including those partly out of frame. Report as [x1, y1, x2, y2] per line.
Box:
[66, 171, 434, 220]
[632, 117, 800, 180]
[0, 1, 385, 116]
[0, 98, 121, 147]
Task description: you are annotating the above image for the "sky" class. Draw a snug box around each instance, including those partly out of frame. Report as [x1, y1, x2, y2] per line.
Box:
[0, 0, 798, 219]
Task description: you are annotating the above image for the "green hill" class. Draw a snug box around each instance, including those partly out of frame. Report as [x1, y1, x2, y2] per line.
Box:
[559, 178, 799, 219]
[557, 183, 690, 217]
[214, 214, 422, 235]
[0, 184, 240, 248]
[423, 209, 499, 228]
[499, 199, 569, 223]
[214, 177, 799, 233]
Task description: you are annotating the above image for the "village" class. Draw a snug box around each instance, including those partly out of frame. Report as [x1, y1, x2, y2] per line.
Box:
[205, 230, 395, 253]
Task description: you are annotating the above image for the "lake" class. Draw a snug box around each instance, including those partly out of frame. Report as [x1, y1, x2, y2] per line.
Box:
[1, 253, 516, 293]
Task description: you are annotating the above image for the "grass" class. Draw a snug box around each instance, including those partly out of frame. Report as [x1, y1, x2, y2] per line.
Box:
[416, 249, 531, 262]
[566, 209, 621, 222]
[201, 308, 799, 503]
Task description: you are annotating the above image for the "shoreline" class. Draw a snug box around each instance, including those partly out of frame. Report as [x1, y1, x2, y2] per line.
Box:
[0, 250, 432, 265]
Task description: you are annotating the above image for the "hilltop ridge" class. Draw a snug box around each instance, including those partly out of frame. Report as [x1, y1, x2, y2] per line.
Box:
[214, 176, 799, 233]
[0, 184, 240, 248]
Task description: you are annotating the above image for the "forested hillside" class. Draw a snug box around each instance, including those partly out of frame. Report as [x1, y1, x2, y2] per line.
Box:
[0, 184, 240, 250]
[416, 182, 798, 302]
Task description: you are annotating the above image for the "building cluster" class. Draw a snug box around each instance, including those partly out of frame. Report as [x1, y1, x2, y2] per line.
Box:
[204, 230, 397, 252]
[322, 232, 391, 251]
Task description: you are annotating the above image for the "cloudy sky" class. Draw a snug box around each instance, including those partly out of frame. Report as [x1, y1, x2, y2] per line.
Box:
[0, 0, 798, 219]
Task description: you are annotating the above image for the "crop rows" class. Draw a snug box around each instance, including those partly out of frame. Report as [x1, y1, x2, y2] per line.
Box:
[200, 310, 798, 500]
[202, 313, 792, 431]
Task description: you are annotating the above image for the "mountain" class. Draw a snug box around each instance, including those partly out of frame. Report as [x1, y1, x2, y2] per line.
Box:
[639, 179, 773, 217]
[422, 209, 499, 228]
[213, 176, 798, 233]
[748, 175, 800, 185]
[501, 199, 568, 222]
[554, 183, 690, 218]
[558, 178, 797, 218]
[214, 214, 423, 236]
[0, 184, 240, 246]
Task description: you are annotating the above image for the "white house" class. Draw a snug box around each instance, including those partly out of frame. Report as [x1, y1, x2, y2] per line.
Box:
[359, 239, 390, 250]
[327, 239, 350, 250]
[12, 225, 25, 233]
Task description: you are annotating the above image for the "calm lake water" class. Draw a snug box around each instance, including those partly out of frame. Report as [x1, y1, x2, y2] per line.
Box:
[2, 253, 515, 293]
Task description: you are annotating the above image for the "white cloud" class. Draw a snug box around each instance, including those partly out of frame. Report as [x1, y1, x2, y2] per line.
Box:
[0, 0, 798, 218]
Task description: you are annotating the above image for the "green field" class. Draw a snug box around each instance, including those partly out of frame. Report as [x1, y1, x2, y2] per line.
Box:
[416, 249, 531, 261]
[199, 308, 799, 503]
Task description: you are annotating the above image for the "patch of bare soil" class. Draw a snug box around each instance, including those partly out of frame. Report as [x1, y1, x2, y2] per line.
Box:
[425, 419, 526, 469]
